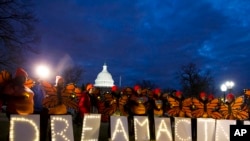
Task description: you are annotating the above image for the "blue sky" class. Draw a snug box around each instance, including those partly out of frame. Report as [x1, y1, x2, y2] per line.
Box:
[29, 0, 250, 94]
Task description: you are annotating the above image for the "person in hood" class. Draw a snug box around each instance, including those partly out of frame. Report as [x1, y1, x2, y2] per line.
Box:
[3, 68, 34, 119]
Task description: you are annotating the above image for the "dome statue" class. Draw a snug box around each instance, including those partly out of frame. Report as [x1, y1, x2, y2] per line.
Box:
[94, 63, 114, 87]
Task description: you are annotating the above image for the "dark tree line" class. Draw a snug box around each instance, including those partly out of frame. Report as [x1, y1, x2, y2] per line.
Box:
[178, 63, 215, 97]
[0, 0, 39, 69]
[133, 63, 215, 98]
[135, 79, 157, 90]
[61, 65, 85, 85]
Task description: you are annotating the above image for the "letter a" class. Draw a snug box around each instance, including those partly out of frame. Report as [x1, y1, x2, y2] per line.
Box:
[111, 118, 129, 141]
[234, 129, 241, 136]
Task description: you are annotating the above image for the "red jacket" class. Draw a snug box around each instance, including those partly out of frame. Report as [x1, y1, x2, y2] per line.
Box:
[78, 92, 91, 117]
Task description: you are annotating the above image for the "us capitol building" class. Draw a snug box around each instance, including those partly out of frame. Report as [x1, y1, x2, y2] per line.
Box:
[94, 63, 115, 94]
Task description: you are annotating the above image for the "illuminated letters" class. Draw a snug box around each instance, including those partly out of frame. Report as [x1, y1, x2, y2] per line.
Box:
[9, 115, 40, 141]
[110, 116, 129, 141]
[8, 114, 244, 141]
[215, 119, 236, 141]
[174, 117, 192, 141]
[81, 114, 101, 141]
[134, 116, 150, 141]
[154, 117, 172, 141]
[50, 115, 74, 141]
[197, 118, 216, 141]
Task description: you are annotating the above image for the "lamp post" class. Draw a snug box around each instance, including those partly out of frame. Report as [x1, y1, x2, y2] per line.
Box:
[225, 81, 234, 93]
[220, 84, 227, 102]
[220, 81, 235, 102]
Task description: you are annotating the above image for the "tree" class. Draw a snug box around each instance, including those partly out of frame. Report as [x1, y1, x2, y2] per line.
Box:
[178, 63, 214, 97]
[135, 79, 157, 90]
[61, 65, 85, 85]
[0, 0, 39, 69]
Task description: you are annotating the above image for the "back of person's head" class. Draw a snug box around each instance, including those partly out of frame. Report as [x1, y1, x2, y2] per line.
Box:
[199, 92, 207, 100]
[14, 68, 28, 84]
[14, 68, 28, 78]
[134, 85, 141, 91]
[111, 85, 118, 92]
[175, 90, 183, 98]
[86, 83, 94, 92]
[226, 93, 235, 103]
[208, 94, 214, 101]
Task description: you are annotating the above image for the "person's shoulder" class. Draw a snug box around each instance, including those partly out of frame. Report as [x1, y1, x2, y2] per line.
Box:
[24, 86, 35, 95]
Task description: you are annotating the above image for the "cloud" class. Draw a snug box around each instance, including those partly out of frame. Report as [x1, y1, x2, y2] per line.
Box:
[31, 0, 250, 92]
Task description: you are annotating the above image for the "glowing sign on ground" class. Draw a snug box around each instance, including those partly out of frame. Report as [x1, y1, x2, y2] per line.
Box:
[81, 114, 101, 141]
[197, 118, 216, 141]
[154, 117, 172, 141]
[174, 117, 192, 141]
[110, 116, 129, 141]
[50, 115, 74, 141]
[10, 114, 40, 141]
[8, 114, 241, 141]
[134, 116, 150, 141]
[215, 119, 236, 141]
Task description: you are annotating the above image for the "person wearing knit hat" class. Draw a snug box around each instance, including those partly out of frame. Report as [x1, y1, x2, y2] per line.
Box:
[174, 90, 183, 99]
[129, 84, 148, 116]
[118, 87, 133, 116]
[226, 93, 235, 103]
[207, 94, 214, 101]
[153, 88, 161, 97]
[3, 68, 34, 118]
[152, 88, 163, 116]
[81, 83, 98, 113]
[111, 85, 120, 99]
[111, 85, 118, 92]
[133, 85, 141, 95]
[134, 85, 141, 91]
[199, 92, 207, 101]
[86, 83, 94, 91]
[13, 67, 28, 85]
[220, 93, 248, 120]
[78, 84, 91, 119]
[14, 68, 28, 78]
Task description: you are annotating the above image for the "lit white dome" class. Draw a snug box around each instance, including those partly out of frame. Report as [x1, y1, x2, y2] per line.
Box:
[94, 63, 114, 87]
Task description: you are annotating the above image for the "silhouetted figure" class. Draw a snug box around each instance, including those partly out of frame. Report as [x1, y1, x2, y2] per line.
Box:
[3, 68, 34, 119]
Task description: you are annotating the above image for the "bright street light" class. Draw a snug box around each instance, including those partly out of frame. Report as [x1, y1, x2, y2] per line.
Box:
[220, 84, 227, 92]
[220, 80, 235, 102]
[35, 65, 50, 79]
[220, 84, 227, 102]
[225, 81, 234, 90]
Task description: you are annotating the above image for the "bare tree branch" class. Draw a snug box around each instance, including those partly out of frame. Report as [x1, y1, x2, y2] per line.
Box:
[62, 65, 85, 85]
[0, 0, 40, 69]
[178, 63, 214, 97]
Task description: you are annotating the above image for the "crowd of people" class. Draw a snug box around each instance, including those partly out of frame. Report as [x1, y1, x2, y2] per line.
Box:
[1, 68, 250, 121]
[76, 83, 249, 122]
[1, 67, 250, 140]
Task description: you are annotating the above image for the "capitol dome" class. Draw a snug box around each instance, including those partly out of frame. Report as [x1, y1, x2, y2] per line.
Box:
[94, 63, 114, 87]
